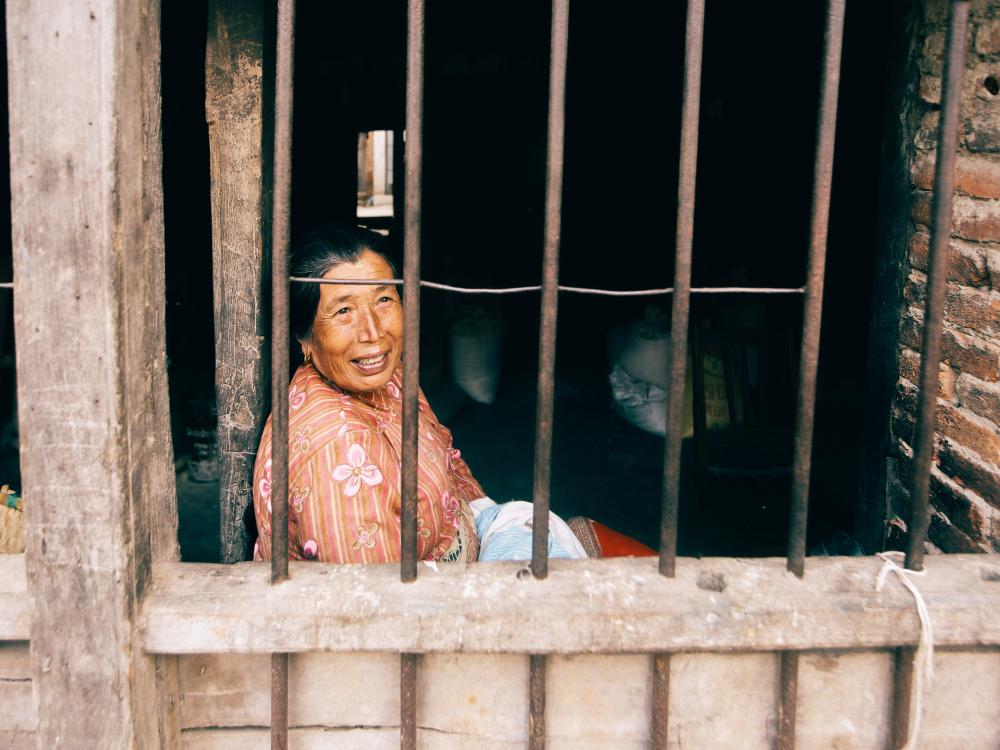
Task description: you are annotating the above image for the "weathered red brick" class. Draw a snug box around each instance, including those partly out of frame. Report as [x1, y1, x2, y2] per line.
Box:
[936, 402, 1000, 466]
[975, 17, 1000, 55]
[899, 308, 924, 351]
[941, 327, 1000, 382]
[938, 437, 1000, 510]
[929, 511, 985, 552]
[952, 195, 1000, 242]
[912, 154, 1000, 201]
[908, 230, 991, 286]
[929, 470, 988, 541]
[944, 284, 1000, 337]
[898, 349, 960, 402]
[964, 100, 1000, 154]
[911, 191, 932, 227]
[989, 248, 1000, 290]
[957, 373, 1000, 426]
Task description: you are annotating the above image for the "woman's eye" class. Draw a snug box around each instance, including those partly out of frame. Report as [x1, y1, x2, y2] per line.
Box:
[336, 307, 350, 316]
[377, 296, 394, 304]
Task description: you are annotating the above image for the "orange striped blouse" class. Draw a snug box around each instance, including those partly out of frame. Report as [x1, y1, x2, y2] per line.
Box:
[253, 363, 485, 563]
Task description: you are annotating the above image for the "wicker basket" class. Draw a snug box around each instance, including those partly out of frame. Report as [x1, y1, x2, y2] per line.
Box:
[0, 485, 24, 554]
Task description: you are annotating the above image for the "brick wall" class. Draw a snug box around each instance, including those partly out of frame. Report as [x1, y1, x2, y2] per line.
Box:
[889, 0, 1000, 552]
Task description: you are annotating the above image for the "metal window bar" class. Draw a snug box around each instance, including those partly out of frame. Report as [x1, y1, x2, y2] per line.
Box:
[531, 0, 570, 582]
[650, 0, 704, 744]
[269, 0, 296, 746]
[787, 0, 846, 579]
[892, 2, 970, 745]
[400, 0, 426, 745]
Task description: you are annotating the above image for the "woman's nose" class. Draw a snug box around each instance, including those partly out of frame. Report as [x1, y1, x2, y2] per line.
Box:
[357, 308, 382, 342]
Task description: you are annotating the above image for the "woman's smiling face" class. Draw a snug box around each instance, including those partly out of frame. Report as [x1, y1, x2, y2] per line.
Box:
[301, 250, 403, 393]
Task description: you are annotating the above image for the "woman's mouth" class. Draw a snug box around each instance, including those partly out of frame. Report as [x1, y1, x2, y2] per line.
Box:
[352, 352, 389, 374]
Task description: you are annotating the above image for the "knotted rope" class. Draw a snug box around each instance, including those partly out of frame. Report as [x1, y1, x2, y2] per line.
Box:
[876, 551, 934, 750]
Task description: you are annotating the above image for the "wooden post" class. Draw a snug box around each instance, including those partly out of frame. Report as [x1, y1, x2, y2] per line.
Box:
[206, 0, 273, 563]
[7, 0, 179, 745]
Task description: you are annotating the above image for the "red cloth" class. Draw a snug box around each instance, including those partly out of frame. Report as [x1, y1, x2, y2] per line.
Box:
[591, 520, 657, 558]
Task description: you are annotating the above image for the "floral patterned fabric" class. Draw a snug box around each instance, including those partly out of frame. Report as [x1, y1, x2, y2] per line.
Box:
[253, 363, 486, 563]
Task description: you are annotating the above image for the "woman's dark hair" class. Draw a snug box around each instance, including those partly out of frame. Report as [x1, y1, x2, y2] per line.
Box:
[289, 225, 398, 341]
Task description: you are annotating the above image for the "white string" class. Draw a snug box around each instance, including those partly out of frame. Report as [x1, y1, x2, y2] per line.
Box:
[876, 551, 935, 750]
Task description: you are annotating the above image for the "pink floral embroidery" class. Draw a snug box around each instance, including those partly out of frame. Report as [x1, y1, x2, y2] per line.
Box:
[291, 486, 310, 514]
[289, 383, 306, 410]
[416, 517, 431, 539]
[441, 491, 461, 528]
[303, 539, 318, 558]
[352, 522, 380, 550]
[292, 426, 311, 454]
[258, 458, 272, 499]
[375, 414, 388, 434]
[386, 382, 400, 399]
[332, 444, 384, 496]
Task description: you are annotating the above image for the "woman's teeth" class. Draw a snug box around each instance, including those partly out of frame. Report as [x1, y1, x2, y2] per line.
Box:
[354, 353, 387, 369]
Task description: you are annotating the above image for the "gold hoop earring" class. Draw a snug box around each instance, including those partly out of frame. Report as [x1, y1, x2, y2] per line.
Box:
[304, 352, 312, 365]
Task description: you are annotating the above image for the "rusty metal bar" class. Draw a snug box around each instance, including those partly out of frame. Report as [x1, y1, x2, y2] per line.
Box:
[529, 655, 546, 749]
[778, 651, 799, 750]
[401, 0, 425, 583]
[531, 0, 569, 580]
[401, 653, 418, 750]
[658, 0, 704, 577]
[270, 653, 288, 750]
[270, 0, 295, 582]
[906, 0, 970, 571]
[269, 1, 295, 747]
[650, 653, 670, 749]
[891, 647, 915, 749]
[786, 0, 846, 577]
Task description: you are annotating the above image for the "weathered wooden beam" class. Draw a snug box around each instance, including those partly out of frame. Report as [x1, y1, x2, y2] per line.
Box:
[206, 0, 272, 563]
[0, 554, 28, 640]
[142, 555, 1000, 655]
[7, 0, 177, 744]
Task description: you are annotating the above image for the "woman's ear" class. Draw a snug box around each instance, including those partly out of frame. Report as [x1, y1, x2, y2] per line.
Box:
[299, 337, 313, 365]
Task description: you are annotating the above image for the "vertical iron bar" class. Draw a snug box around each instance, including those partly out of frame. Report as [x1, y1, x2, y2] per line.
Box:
[399, 2, 424, 746]
[270, 0, 295, 583]
[269, 1, 295, 748]
[531, 0, 570, 579]
[529, 655, 547, 750]
[658, 0, 704, 577]
[786, 0, 846, 577]
[650, 653, 671, 749]
[891, 647, 915, 749]
[778, 651, 799, 750]
[905, 0, 969, 571]
[893, 5, 969, 742]
[401, 0, 425, 583]
[401, 653, 418, 750]
[270, 653, 288, 750]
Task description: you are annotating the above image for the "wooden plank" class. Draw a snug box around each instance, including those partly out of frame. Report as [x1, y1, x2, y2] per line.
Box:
[547, 655, 650, 750]
[921, 649, 1000, 749]
[0, 554, 28, 639]
[796, 650, 892, 749]
[6, 0, 174, 744]
[669, 653, 779, 749]
[0, 641, 34, 742]
[176, 650, 1000, 749]
[143, 555, 1000, 654]
[206, 0, 272, 563]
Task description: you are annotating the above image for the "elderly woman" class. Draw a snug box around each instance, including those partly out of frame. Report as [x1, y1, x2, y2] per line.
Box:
[253, 226, 652, 564]
[253, 226, 484, 563]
